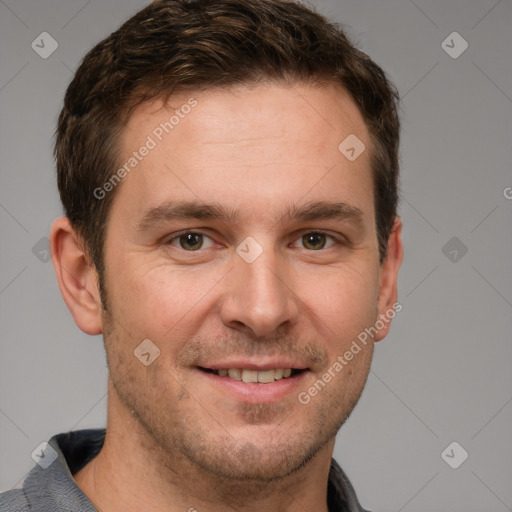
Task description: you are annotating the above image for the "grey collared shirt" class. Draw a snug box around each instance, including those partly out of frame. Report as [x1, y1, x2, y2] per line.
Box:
[0, 429, 371, 511]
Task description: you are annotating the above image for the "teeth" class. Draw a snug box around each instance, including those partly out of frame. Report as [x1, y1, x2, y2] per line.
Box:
[228, 368, 242, 380]
[242, 369, 258, 383]
[216, 368, 296, 383]
[257, 370, 275, 383]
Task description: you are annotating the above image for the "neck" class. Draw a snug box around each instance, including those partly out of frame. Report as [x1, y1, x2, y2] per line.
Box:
[74, 387, 334, 512]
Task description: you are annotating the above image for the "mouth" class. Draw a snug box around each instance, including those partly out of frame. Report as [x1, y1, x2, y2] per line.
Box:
[195, 361, 311, 403]
[198, 367, 304, 383]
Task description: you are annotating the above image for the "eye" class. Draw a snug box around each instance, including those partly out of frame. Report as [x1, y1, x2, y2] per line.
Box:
[166, 231, 215, 251]
[292, 232, 341, 250]
[165, 230, 345, 253]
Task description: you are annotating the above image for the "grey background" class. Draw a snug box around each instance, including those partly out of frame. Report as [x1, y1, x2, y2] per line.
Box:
[1, 0, 511, 510]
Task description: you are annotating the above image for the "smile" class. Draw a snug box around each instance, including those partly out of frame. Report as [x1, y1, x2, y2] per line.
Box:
[199, 367, 303, 383]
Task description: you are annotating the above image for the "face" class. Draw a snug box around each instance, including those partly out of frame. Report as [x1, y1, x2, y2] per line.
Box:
[99, 82, 394, 481]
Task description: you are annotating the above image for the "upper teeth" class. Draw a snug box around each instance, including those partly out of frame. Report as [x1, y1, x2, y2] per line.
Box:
[217, 368, 293, 383]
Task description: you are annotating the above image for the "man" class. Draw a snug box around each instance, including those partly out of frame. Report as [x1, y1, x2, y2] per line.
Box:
[1, 0, 402, 510]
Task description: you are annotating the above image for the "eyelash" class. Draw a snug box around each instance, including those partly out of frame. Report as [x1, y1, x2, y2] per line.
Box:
[164, 230, 347, 251]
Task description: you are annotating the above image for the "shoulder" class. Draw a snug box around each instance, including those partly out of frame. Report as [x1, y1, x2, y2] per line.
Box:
[0, 429, 105, 512]
[0, 488, 31, 511]
[328, 458, 373, 512]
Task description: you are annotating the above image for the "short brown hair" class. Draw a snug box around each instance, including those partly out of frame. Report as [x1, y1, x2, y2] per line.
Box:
[55, 0, 400, 298]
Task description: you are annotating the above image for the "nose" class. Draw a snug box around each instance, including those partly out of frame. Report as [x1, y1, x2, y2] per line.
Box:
[219, 248, 300, 338]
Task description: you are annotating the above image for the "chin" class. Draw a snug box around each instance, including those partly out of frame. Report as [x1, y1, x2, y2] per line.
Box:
[177, 429, 330, 483]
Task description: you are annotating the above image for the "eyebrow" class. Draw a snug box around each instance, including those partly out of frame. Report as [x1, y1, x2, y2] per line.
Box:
[136, 199, 365, 231]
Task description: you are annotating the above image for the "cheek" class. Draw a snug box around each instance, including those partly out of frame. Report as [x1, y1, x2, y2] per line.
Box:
[105, 244, 380, 351]
[297, 263, 380, 336]
[107, 261, 227, 341]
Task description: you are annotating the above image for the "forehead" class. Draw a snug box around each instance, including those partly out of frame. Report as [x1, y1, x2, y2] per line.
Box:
[125, 81, 368, 152]
[112, 82, 374, 228]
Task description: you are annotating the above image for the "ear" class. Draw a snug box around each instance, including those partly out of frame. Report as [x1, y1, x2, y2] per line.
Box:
[374, 216, 404, 342]
[50, 217, 103, 335]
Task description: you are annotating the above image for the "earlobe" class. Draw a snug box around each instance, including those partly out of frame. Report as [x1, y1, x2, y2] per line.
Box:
[374, 216, 404, 342]
[50, 217, 103, 335]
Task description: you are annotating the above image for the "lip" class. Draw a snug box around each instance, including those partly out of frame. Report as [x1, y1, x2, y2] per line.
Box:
[196, 367, 309, 404]
[199, 360, 309, 372]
